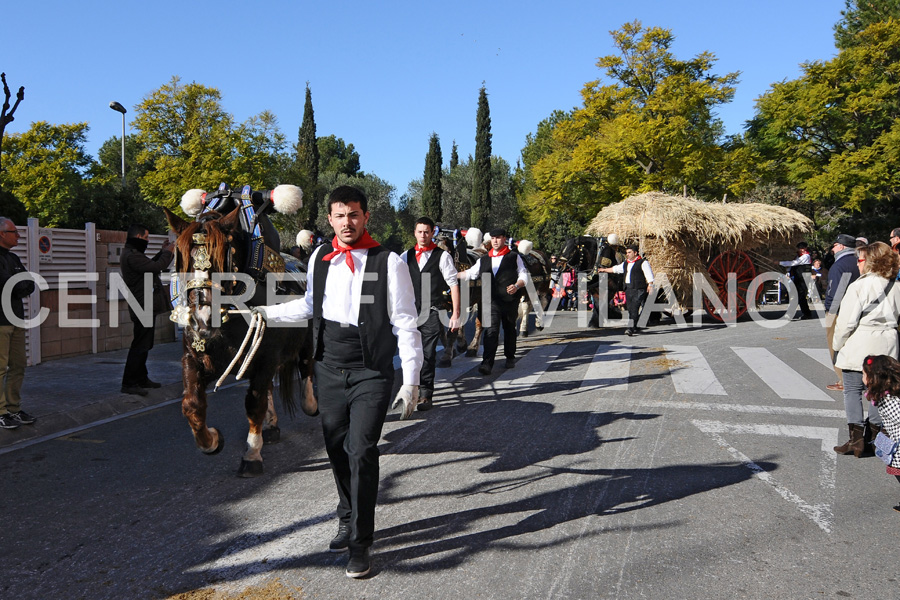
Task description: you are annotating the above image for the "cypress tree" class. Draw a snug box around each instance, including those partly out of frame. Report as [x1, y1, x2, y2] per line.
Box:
[295, 84, 320, 229]
[471, 86, 492, 230]
[422, 132, 443, 221]
[450, 140, 459, 170]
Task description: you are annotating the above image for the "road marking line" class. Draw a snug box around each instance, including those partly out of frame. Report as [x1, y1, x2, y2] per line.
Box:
[494, 344, 566, 387]
[799, 348, 835, 370]
[732, 347, 833, 402]
[581, 343, 631, 391]
[692, 419, 835, 533]
[633, 400, 845, 419]
[664, 345, 727, 395]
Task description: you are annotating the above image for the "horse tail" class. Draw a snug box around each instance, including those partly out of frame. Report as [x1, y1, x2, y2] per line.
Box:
[276, 359, 299, 418]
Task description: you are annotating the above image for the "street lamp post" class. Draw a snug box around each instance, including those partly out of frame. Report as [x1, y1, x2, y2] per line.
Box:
[109, 101, 127, 186]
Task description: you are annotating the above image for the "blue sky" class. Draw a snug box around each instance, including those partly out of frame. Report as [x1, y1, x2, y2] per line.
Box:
[5, 1, 845, 200]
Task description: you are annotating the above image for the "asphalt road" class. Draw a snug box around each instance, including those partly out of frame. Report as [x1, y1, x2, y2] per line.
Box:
[2, 309, 898, 599]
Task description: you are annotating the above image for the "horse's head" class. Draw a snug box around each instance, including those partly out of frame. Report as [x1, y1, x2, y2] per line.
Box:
[558, 236, 597, 272]
[165, 207, 248, 350]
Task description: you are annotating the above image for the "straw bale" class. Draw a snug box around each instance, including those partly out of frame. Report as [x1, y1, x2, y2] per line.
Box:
[641, 239, 715, 308]
[585, 192, 812, 252]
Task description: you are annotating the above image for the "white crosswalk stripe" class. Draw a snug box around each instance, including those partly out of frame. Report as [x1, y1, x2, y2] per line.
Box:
[580, 343, 631, 391]
[492, 344, 566, 387]
[732, 346, 834, 402]
[799, 348, 835, 371]
[664, 345, 727, 395]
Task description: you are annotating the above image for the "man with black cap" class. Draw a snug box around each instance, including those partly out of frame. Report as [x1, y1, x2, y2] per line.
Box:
[824, 233, 861, 391]
[597, 244, 654, 336]
[780, 241, 814, 320]
[458, 228, 528, 375]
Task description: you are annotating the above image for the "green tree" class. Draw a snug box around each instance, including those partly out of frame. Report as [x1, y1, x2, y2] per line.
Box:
[471, 86, 492, 230]
[286, 84, 320, 229]
[521, 22, 744, 226]
[421, 132, 443, 220]
[748, 20, 900, 226]
[0, 72, 25, 197]
[834, 0, 900, 48]
[318, 135, 361, 176]
[450, 140, 459, 170]
[0, 121, 92, 227]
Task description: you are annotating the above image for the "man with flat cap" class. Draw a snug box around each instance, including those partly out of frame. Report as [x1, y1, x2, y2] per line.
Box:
[823, 233, 862, 391]
[458, 228, 528, 375]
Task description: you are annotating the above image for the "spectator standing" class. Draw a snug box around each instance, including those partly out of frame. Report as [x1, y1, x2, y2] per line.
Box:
[824, 234, 861, 391]
[861, 354, 900, 512]
[253, 186, 423, 578]
[120, 224, 175, 396]
[596, 244, 654, 336]
[779, 241, 813, 320]
[890, 228, 900, 254]
[811, 258, 827, 298]
[402, 217, 461, 411]
[0, 218, 35, 430]
[832, 242, 900, 457]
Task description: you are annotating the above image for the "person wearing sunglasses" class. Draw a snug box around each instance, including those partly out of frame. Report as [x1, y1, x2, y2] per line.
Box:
[0, 218, 36, 430]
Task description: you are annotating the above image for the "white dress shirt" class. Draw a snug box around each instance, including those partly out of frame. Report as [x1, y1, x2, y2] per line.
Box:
[264, 244, 424, 385]
[780, 253, 811, 268]
[610, 259, 655, 285]
[401, 247, 460, 289]
[460, 252, 528, 283]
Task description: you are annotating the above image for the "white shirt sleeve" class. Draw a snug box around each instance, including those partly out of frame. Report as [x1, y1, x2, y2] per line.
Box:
[515, 255, 528, 284]
[263, 246, 318, 323]
[611, 263, 625, 275]
[461, 257, 482, 281]
[780, 254, 812, 268]
[387, 252, 424, 385]
[642, 261, 654, 284]
[439, 250, 459, 288]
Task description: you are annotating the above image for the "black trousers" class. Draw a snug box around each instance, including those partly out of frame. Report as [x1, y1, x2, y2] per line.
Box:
[794, 277, 812, 318]
[482, 299, 518, 366]
[418, 309, 443, 397]
[122, 310, 155, 387]
[315, 361, 394, 550]
[625, 288, 648, 330]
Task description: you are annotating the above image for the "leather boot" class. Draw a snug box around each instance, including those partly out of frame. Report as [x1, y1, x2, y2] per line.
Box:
[833, 423, 866, 457]
[864, 420, 883, 446]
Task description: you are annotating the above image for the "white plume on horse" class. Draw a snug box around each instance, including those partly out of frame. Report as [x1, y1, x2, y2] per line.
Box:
[272, 184, 303, 215]
[180, 189, 206, 217]
[607, 233, 619, 246]
[518, 240, 534, 255]
[465, 228, 483, 249]
[483, 232, 491, 245]
[296, 229, 314, 250]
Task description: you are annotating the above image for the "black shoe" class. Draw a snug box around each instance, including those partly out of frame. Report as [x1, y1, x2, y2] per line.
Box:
[7, 410, 35, 425]
[329, 522, 351, 553]
[624, 328, 634, 336]
[0, 413, 20, 429]
[505, 358, 516, 369]
[121, 386, 149, 397]
[140, 379, 162, 389]
[417, 395, 433, 412]
[346, 547, 371, 579]
[894, 503, 900, 513]
[477, 363, 492, 376]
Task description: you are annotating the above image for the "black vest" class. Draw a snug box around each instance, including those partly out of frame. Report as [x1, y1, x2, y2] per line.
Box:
[625, 258, 648, 290]
[406, 247, 449, 312]
[480, 252, 521, 303]
[312, 244, 397, 376]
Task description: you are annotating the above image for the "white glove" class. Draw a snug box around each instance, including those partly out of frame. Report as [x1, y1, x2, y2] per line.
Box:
[391, 385, 419, 420]
[250, 306, 268, 322]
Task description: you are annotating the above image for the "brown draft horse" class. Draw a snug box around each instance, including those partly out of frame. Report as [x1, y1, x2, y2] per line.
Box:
[165, 206, 316, 477]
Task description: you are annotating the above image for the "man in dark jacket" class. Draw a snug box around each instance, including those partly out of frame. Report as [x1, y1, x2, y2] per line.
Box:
[120, 224, 174, 396]
[0, 218, 36, 430]
[823, 234, 860, 391]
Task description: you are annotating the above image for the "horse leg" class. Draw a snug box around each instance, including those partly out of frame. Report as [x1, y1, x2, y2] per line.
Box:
[466, 311, 483, 357]
[238, 384, 268, 478]
[182, 362, 225, 455]
[262, 382, 281, 445]
[298, 329, 319, 417]
[438, 325, 454, 367]
[518, 298, 529, 337]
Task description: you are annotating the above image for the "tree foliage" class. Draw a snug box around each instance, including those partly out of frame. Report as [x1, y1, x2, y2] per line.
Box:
[471, 86, 492, 230]
[421, 132, 443, 220]
[748, 20, 900, 219]
[520, 22, 746, 226]
[834, 0, 900, 48]
[317, 172, 406, 251]
[318, 135, 361, 177]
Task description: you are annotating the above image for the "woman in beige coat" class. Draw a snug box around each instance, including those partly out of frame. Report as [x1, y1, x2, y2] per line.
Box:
[832, 242, 900, 456]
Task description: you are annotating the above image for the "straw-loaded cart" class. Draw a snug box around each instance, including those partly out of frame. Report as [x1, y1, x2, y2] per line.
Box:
[585, 192, 814, 320]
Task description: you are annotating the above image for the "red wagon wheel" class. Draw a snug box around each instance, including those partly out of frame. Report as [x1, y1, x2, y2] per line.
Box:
[702, 251, 759, 322]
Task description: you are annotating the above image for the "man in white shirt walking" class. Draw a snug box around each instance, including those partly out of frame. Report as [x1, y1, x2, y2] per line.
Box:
[597, 244, 655, 336]
[254, 186, 423, 579]
[780, 241, 813, 320]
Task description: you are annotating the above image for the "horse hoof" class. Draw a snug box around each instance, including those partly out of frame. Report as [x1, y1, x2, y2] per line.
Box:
[238, 459, 264, 478]
[262, 426, 281, 445]
[201, 430, 225, 455]
[465, 349, 478, 358]
[521, 330, 529, 338]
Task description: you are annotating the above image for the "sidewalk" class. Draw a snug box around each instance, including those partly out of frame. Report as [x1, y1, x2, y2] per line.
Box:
[0, 333, 187, 452]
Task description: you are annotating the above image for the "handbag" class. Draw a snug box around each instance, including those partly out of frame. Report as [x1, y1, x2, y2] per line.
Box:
[874, 431, 899, 466]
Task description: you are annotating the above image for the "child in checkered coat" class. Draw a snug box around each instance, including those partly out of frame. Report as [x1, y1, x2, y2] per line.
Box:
[862, 354, 900, 512]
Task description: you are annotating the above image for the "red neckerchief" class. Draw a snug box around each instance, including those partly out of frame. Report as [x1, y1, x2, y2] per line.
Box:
[800, 249, 810, 256]
[321, 230, 380, 273]
[489, 246, 511, 258]
[415, 241, 437, 261]
[627, 255, 642, 263]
